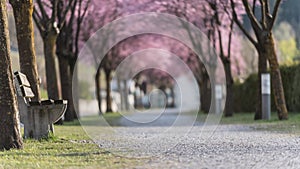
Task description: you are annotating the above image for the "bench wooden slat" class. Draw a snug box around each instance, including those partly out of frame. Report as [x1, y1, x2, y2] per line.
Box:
[15, 72, 31, 87]
[20, 86, 35, 98]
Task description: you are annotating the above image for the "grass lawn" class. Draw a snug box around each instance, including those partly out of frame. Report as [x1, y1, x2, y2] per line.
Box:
[220, 112, 300, 134]
[0, 118, 142, 169]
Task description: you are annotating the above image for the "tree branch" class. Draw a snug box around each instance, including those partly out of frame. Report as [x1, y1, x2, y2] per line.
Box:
[227, 19, 234, 59]
[264, 0, 270, 14]
[252, 0, 257, 14]
[230, 0, 258, 46]
[35, 0, 49, 21]
[259, 0, 267, 29]
[242, 0, 262, 32]
[60, 0, 76, 28]
[269, 0, 282, 30]
[51, 0, 58, 23]
[33, 8, 45, 36]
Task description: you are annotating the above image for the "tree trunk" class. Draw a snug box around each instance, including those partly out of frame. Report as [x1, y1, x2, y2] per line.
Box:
[199, 75, 211, 113]
[170, 87, 175, 108]
[71, 63, 79, 119]
[58, 56, 74, 121]
[254, 49, 267, 120]
[105, 69, 113, 113]
[95, 67, 102, 114]
[265, 34, 288, 120]
[43, 36, 60, 100]
[223, 58, 234, 117]
[0, 0, 23, 150]
[10, 0, 40, 101]
[123, 80, 129, 110]
[117, 77, 124, 111]
[56, 26, 77, 121]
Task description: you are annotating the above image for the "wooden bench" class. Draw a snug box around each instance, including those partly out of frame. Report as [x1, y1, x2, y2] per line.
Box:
[14, 71, 67, 139]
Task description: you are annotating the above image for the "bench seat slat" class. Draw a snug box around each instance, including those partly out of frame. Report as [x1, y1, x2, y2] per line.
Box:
[20, 86, 35, 98]
[15, 72, 31, 87]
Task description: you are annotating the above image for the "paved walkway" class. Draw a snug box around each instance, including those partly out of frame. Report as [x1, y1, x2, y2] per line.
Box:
[92, 109, 300, 169]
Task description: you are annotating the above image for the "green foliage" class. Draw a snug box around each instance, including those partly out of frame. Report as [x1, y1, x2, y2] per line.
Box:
[234, 64, 300, 113]
[233, 74, 258, 113]
[79, 81, 93, 100]
[280, 65, 300, 112]
[278, 38, 299, 65]
[39, 87, 48, 99]
[274, 22, 299, 65]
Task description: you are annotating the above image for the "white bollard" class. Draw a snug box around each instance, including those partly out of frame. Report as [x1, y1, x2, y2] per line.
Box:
[215, 85, 222, 114]
[261, 73, 271, 120]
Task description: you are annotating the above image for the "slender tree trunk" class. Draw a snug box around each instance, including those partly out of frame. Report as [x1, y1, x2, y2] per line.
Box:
[71, 63, 79, 119]
[265, 34, 288, 120]
[95, 67, 102, 114]
[200, 74, 211, 113]
[56, 26, 77, 121]
[223, 58, 234, 117]
[0, 0, 23, 150]
[254, 49, 267, 120]
[123, 80, 129, 110]
[43, 36, 60, 100]
[105, 69, 113, 113]
[117, 77, 124, 110]
[58, 56, 74, 121]
[9, 0, 40, 101]
[170, 87, 175, 108]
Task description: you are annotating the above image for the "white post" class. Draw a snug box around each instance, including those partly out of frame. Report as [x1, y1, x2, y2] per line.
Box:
[261, 73, 271, 120]
[215, 85, 222, 114]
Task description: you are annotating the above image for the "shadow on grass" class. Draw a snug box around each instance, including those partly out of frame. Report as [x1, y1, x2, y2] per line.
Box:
[57, 151, 111, 157]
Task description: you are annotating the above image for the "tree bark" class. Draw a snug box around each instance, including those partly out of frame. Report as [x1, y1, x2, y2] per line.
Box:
[95, 67, 102, 114]
[70, 62, 79, 119]
[0, 0, 23, 150]
[58, 55, 74, 121]
[254, 49, 268, 120]
[56, 29, 76, 121]
[223, 58, 234, 117]
[43, 36, 60, 100]
[117, 77, 124, 110]
[265, 34, 288, 120]
[199, 74, 211, 113]
[170, 87, 175, 108]
[123, 80, 129, 110]
[9, 0, 40, 101]
[105, 69, 113, 113]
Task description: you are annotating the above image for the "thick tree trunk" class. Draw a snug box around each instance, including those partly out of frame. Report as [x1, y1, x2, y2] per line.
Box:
[10, 0, 40, 101]
[265, 35, 288, 120]
[254, 50, 267, 120]
[43, 36, 60, 100]
[95, 67, 102, 114]
[223, 58, 234, 117]
[0, 1, 23, 150]
[105, 69, 113, 113]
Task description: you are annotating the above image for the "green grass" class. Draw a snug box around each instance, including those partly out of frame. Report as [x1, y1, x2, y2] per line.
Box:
[220, 112, 300, 134]
[0, 120, 141, 169]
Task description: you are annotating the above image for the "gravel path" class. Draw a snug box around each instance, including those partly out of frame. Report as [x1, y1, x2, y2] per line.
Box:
[91, 109, 300, 169]
[137, 125, 300, 169]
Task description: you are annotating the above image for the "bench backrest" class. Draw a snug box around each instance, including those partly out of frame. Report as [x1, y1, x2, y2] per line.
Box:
[14, 71, 35, 99]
